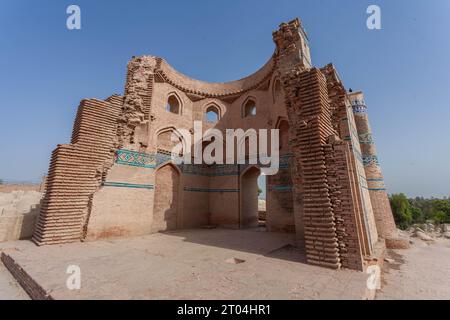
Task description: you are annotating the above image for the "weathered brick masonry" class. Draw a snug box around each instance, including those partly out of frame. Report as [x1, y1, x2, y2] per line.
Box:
[32, 18, 405, 269]
[33, 96, 123, 245]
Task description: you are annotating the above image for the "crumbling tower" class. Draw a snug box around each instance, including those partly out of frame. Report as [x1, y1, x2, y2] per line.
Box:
[273, 19, 377, 270]
[349, 91, 409, 248]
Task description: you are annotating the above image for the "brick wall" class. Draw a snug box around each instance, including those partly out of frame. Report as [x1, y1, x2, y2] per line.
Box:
[32, 96, 122, 245]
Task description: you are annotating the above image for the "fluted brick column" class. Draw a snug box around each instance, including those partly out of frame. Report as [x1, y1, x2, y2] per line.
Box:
[282, 68, 342, 269]
[32, 96, 123, 245]
[350, 92, 397, 239]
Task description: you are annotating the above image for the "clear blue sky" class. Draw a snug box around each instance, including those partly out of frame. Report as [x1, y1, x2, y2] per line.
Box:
[1, 0, 449, 198]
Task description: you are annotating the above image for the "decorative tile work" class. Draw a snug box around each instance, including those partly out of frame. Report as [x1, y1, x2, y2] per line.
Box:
[211, 164, 239, 176]
[358, 174, 369, 189]
[353, 149, 364, 163]
[279, 153, 293, 169]
[116, 149, 155, 168]
[183, 187, 239, 192]
[365, 177, 386, 191]
[351, 100, 367, 113]
[151, 152, 290, 176]
[268, 185, 292, 191]
[280, 153, 294, 158]
[102, 181, 154, 189]
[181, 163, 240, 176]
[363, 155, 379, 166]
[155, 152, 173, 167]
[358, 132, 374, 145]
[361, 184, 387, 191]
[179, 163, 210, 176]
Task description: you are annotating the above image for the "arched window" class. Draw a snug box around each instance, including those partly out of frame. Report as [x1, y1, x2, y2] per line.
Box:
[243, 99, 256, 117]
[157, 129, 183, 154]
[273, 79, 282, 103]
[166, 94, 181, 114]
[205, 105, 220, 122]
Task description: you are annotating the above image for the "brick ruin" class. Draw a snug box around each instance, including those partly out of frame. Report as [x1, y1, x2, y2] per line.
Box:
[32, 18, 407, 270]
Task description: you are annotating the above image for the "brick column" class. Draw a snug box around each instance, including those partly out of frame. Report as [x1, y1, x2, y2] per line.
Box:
[350, 92, 397, 239]
[273, 19, 367, 269]
[32, 96, 123, 245]
[283, 68, 342, 269]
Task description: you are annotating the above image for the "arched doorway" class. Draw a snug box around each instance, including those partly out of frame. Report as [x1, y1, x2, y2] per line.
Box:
[240, 166, 261, 228]
[266, 119, 295, 232]
[152, 163, 180, 232]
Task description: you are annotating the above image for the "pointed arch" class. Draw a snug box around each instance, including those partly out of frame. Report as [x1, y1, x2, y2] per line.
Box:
[165, 92, 183, 115]
[152, 162, 181, 232]
[242, 96, 257, 118]
[240, 164, 261, 178]
[155, 126, 189, 159]
[239, 165, 261, 228]
[272, 77, 283, 103]
[204, 102, 222, 122]
[275, 117, 290, 154]
[154, 161, 182, 176]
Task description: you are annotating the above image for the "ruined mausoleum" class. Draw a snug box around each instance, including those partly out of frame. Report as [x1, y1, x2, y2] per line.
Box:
[32, 18, 404, 271]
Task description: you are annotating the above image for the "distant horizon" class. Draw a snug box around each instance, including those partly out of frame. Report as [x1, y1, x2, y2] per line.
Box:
[1, 1, 449, 198]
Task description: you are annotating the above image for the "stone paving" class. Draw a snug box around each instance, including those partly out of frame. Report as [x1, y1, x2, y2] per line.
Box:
[0, 228, 370, 300]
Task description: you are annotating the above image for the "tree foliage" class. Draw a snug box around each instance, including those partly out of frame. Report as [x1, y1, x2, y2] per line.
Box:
[389, 193, 412, 229]
[390, 194, 450, 228]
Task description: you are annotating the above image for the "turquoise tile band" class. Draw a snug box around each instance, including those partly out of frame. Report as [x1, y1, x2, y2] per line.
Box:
[102, 181, 154, 189]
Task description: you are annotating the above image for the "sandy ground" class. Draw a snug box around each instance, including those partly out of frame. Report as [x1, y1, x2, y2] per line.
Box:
[377, 238, 450, 299]
[1, 229, 449, 300]
[0, 260, 29, 300]
[0, 228, 370, 300]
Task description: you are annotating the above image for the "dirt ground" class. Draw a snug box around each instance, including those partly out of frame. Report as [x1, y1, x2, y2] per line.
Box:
[0, 260, 29, 299]
[1, 229, 449, 300]
[0, 228, 370, 300]
[377, 238, 450, 299]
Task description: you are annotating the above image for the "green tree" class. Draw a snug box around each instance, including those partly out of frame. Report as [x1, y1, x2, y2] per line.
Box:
[389, 193, 413, 229]
[430, 199, 450, 223]
[431, 199, 450, 213]
[410, 205, 425, 223]
[432, 211, 447, 224]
